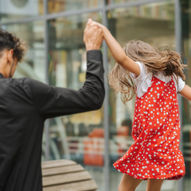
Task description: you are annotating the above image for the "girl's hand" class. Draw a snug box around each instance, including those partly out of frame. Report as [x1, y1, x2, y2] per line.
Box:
[87, 19, 105, 32]
[87, 18, 140, 76]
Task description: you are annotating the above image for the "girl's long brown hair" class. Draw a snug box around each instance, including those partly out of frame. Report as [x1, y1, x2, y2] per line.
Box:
[108, 40, 186, 103]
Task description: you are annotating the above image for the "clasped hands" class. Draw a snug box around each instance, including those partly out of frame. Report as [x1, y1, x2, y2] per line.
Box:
[83, 18, 105, 51]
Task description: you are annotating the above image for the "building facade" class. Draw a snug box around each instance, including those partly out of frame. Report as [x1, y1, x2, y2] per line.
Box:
[0, 0, 191, 191]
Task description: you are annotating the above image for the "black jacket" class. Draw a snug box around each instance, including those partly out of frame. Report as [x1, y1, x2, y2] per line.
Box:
[0, 50, 104, 191]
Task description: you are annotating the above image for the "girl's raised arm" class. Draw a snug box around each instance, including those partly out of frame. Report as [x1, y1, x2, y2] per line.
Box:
[89, 19, 140, 76]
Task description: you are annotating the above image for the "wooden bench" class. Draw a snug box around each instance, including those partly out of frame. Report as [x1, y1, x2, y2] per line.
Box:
[42, 159, 98, 191]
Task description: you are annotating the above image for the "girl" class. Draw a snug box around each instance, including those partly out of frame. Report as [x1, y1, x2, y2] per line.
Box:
[88, 19, 191, 191]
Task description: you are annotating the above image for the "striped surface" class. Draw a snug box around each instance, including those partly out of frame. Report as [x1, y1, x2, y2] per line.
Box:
[42, 159, 97, 191]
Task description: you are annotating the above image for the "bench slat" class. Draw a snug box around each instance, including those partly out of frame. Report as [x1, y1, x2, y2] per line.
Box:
[42, 160, 76, 169]
[42, 165, 84, 176]
[43, 180, 97, 191]
[43, 171, 91, 186]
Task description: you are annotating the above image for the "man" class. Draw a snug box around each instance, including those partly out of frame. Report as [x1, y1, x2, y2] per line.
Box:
[0, 20, 104, 191]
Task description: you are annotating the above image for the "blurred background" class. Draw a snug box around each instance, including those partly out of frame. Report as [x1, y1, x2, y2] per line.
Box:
[0, 0, 190, 191]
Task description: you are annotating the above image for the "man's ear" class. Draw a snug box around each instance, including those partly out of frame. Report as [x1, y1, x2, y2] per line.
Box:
[7, 49, 14, 64]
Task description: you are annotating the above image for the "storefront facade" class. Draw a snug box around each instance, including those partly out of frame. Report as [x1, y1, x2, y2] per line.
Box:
[0, 0, 191, 190]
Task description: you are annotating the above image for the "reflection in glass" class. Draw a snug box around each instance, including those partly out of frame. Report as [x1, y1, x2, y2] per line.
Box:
[108, 1, 176, 191]
[48, 0, 102, 14]
[47, 13, 105, 191]
[107, 0, 136, 4]
[0, 0, 44, 22]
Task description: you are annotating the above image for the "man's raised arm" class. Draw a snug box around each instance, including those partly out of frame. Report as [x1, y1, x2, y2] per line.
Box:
[24, 20, 105, 119]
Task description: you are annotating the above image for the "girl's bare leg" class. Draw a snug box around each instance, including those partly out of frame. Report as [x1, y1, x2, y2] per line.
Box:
[118, 174, 142, 191]
[146, 179, 164, 191]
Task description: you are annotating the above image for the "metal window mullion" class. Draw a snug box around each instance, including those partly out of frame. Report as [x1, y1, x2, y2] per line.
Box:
[0, 0, 172, 26]
[44, 0, 50, 161]
[175, 0, 183, 191]
[0, 7, 103, 26]
[102, 1, 110, 191]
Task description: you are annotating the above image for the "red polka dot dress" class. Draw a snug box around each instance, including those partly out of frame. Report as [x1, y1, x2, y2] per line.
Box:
[113, 62, 186, 180]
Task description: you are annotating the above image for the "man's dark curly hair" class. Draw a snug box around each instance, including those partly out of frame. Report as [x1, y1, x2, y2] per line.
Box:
[0, 29, 26, 62]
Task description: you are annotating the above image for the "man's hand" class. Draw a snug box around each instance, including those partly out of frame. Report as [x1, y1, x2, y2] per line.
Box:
[83, 19, 103, 51]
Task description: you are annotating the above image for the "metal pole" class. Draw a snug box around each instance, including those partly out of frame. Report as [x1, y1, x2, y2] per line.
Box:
[175, 0, 184, 191]
[44, 0, 50, 161]
[102, 1, 110, 191]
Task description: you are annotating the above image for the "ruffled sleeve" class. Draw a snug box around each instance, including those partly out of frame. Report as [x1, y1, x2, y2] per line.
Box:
[129, 61, 185, 97]
[129, 61, 152, 98]
[177, 77, 185, 92]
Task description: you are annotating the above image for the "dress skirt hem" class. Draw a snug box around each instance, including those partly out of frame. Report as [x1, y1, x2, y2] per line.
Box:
[113, 164, 185, 180]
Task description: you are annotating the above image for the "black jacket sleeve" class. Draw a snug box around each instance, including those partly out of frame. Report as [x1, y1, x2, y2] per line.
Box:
[25, 50, 105, 119]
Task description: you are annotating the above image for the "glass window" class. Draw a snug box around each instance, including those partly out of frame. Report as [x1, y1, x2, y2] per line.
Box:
[47, 12, 105, 190]
[181, 0, 191, 190]
[2, 21, 46, 82]
[107, 1, 176, 191]
[0, 0, 44, 22]
[48, 0, 102, 14]
[107, 0, 139, 4]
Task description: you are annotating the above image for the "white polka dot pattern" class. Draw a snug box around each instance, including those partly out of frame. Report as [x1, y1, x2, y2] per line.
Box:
[113, 76, 185, 180]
